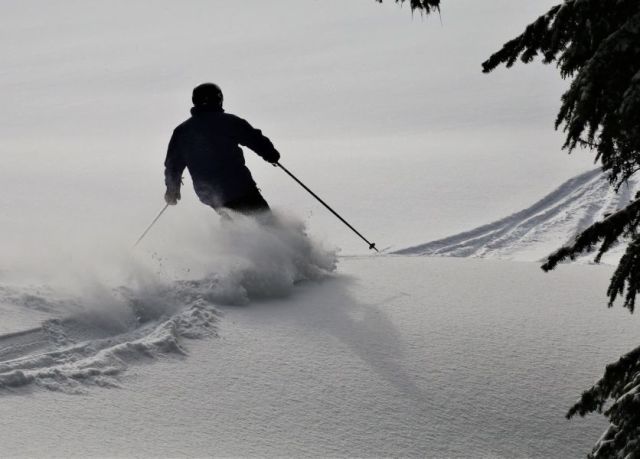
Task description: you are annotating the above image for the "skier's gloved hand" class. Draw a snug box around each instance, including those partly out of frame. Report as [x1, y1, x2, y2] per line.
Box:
[266, 150, 280, 164]
[165, 188, 181, 205]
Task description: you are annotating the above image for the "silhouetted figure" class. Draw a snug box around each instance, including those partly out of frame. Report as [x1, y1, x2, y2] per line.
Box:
[164, 83, 280, 215]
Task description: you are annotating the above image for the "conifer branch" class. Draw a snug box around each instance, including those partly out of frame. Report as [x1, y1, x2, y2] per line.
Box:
[542, 198, 640, 278]
[567, 343, 640, 457]
[483, 1, 640, 191]
[374, 0, 440, 14]
[607, 238, 640, 312]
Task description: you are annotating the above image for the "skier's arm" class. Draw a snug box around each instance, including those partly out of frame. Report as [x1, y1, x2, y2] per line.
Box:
[234, 118, 281, 163]
[164, 129, 186, 204]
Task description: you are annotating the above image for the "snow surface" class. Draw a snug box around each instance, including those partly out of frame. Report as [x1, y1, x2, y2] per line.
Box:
[395, 169, 638, 262]
[1, 255, 639, 457]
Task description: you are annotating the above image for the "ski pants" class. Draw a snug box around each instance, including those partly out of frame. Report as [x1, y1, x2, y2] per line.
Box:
[218, 188, 270, 216]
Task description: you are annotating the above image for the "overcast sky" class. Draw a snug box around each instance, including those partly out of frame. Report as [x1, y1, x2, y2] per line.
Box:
[1, 0, 596, 254]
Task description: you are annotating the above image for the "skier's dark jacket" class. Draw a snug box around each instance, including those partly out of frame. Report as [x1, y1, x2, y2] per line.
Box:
[164, 106, 280, 208]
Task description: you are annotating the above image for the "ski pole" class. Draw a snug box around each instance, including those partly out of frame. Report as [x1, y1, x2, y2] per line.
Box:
[134, 203, 170, 247]
[276, 162, 378, 252]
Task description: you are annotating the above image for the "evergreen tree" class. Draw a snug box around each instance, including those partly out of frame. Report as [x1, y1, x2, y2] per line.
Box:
[483, 3, 640, 457]
[378, 0, 640, 456]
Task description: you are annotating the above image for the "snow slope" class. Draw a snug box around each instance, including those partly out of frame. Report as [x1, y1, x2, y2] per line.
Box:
[1, 210, 639, 456]
[1, 257, 639, 458]
[395, 169, 638, 261]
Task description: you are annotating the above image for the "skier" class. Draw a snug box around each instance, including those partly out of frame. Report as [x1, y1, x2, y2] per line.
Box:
[164, 83, 280, 215]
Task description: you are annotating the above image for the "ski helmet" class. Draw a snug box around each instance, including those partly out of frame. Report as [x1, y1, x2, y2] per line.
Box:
[192, 83, 223, 108]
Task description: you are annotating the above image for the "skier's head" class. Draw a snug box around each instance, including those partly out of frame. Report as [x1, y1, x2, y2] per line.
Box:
[192, 83, 223, 109]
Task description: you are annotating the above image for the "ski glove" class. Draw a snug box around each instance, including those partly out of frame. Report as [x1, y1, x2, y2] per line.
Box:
[165, 188, 181, 206]
[266, 150, 280, 164]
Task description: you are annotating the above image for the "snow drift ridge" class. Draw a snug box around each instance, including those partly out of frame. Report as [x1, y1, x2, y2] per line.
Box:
[394, 169, 638, 262]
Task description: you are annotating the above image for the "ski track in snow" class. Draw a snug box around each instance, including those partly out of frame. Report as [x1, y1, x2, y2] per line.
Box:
[0, 281, 220, 394]
[394, 169, 638, 262]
